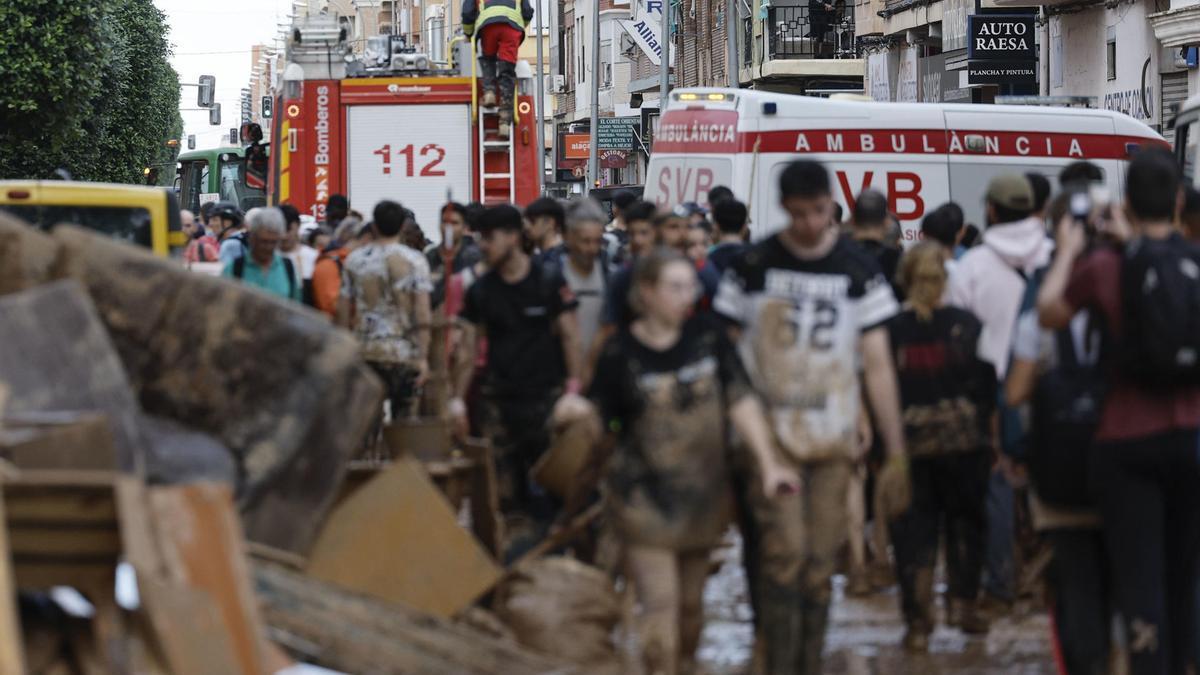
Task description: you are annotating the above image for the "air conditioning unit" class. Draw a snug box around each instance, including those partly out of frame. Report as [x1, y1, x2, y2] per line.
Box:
[547, 74, 566, 93]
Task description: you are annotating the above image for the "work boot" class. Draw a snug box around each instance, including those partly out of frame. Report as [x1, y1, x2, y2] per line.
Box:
[497, 110, 513, 140]
[948, 598, 991, 635]
[758, 583, 803, 674]
[479, 56, 498, 107]
[902, 626, 930, 653]
[799, 601, 831, 675]
[497, 60, 517, 113]
[845, 567, 872, 597]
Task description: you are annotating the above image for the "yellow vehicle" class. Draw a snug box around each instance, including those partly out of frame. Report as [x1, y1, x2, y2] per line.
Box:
[0, 181, 185, 257]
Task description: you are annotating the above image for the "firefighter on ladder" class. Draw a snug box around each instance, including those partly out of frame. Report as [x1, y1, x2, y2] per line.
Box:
[463, 0, 534, 140]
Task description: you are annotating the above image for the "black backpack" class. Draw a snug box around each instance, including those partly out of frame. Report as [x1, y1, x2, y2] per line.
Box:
[1029, 325, 1104, 507]
[1120, 234, 1200, 386]
[233, 254, 297, 299]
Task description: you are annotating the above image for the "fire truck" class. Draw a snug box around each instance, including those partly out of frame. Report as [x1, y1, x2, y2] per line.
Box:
[244, 16, 542, 243]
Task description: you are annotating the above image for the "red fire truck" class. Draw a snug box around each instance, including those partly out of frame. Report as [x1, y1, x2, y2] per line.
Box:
[247, 22, 542, 242]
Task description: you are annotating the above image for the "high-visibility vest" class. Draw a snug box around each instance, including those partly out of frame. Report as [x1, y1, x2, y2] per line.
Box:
[463, 0, 528, 36]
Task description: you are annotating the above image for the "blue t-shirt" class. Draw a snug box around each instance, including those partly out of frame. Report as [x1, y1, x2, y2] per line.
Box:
[222, 252, 301, 302]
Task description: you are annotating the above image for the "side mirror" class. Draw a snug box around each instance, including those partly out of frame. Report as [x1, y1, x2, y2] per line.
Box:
[242, 143, 269, 191]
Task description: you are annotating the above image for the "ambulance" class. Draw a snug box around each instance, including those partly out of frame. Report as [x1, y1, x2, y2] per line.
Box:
[645, 88, 1169, 242]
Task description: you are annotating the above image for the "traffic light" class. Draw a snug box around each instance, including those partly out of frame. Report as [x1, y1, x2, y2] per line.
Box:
[198, 75, 215, 108]
[187, 135, 196, 150]
[166, 139, 179, 148]
[143, 167, 159, 185]
[229, 128, 239, 145]
[261, 96, 274, 119]
[209, 102, 222, 126]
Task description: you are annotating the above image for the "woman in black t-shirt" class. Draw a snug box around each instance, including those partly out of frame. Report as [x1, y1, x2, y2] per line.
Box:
[886, 242, 997, 652]
[557, 248, 793, 675]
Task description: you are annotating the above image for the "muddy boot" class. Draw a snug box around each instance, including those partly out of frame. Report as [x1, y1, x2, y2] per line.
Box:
[498, 60, 516, 111]
[799, 601, 830, 675]
[846, 566, 872, 597]
[902, 626, 930, 652]
[497, 110, 512, 140]
[758, 583, 803, 675]
[479, 55, 498, 108]
[948, 598, 991, 635]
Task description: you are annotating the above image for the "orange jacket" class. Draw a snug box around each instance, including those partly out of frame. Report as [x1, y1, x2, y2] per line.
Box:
[312, 248, 349, 318]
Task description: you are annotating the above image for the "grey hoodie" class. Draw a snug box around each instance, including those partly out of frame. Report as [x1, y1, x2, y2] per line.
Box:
[946, 216, 1054, 377]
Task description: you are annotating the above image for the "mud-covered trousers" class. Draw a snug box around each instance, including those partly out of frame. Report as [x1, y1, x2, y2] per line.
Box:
[888, 451, 989, 635]
[481, 390, 560, 563]
[746, 457, 851, 675]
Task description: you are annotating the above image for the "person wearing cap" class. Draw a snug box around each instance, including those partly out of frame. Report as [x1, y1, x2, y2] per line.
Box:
[946, 173, 1053, 616]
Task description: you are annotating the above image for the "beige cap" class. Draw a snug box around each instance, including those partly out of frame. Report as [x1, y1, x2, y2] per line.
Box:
[985, 174, 1035, 211]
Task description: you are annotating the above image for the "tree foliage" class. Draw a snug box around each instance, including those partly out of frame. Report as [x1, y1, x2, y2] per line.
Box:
[0, 0, 183, 183]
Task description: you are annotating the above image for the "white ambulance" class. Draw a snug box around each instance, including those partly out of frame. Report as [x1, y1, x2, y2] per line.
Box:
[645, 88, 1169, 242]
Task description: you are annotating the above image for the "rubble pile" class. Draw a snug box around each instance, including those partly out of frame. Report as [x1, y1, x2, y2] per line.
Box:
[0, 214, 613, 674]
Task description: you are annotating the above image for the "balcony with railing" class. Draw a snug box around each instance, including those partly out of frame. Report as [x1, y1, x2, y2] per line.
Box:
[741, 4, 864, 84]
[767, 5, 857, 60]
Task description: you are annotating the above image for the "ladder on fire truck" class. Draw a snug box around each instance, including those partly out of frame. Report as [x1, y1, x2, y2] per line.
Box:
[466, 39, 517, 205]
[476, 102, 517, 205]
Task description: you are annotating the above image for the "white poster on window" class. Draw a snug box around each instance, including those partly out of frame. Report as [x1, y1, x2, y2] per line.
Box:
[897, 46, 919, 102]
[869, 52, 892, 102]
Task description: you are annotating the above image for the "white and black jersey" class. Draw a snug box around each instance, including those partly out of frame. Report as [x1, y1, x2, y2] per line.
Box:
[714, 234, 899, 461]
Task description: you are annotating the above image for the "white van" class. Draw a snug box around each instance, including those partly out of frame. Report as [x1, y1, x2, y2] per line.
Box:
[645, 88, 1168, 242]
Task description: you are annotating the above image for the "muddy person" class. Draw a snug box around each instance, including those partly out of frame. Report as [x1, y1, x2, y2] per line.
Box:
[714, 159, 911, 674]
[887, 242, 996, 650]
[556, 247, 792, 675]
[451, 204, 584, 561]
[336, 200, 433, 429]
[1038, 147, 1200, 674]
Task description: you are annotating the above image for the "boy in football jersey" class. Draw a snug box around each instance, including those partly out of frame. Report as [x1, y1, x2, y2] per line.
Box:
[714, 160, 911, 674]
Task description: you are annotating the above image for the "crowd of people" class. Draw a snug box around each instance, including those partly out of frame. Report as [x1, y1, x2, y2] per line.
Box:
[186, 147, 1200, 675]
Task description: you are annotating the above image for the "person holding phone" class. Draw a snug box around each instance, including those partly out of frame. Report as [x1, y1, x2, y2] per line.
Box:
[557, 247, 792, 675]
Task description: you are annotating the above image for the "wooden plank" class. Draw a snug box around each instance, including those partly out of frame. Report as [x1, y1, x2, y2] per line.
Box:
[7, 527, 121, 557]
[139, 576, 244, 675]
[13, 562, 114, 594]
[254, 563, 568, 675]
[464, 439, 504, 560]
[149, 484, 269, 675]
[305, 457, 503, 619]
[0, 486, 27, 675]
[4, 489, 119, 524]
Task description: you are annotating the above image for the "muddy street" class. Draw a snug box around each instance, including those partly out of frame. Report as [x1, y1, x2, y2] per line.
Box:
[697, 536, 1056, 674]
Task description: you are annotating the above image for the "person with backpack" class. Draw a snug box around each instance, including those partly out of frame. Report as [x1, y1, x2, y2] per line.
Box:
[183, 208, 219, 264]
[213, 202, 248, 266]
[311, 217, 365, 319]
[337, 200, 434, 424]
[1039, 147, 1200, 674]
[1007, 187, 1109, 675]
[451, 204, 584, 561]
[946, 173, 1053, 615]
[886, 242, 996, 651]
[221, 207, 301, 302]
